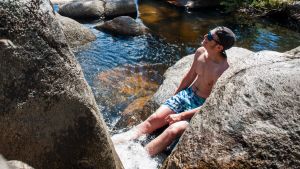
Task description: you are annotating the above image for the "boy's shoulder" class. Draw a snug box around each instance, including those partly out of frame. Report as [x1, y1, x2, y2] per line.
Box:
[194, 47, 206, 60]
[196, 47, 206, 54]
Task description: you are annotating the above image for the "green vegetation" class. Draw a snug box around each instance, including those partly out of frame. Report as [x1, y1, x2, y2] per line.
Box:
[220, 0, 296, 13]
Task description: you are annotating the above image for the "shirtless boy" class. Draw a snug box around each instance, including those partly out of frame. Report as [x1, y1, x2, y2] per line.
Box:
[113, 26, 236, 156]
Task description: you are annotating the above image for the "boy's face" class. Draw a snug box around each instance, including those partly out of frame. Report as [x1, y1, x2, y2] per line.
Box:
[201, 29, 224, 52]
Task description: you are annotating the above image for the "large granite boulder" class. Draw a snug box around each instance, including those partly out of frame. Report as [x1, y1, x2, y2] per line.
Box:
[0, 1, 123, 169]
[166, 0, 220, 8]
[56, 13, 96, 47]
[58, 0, 105, 19]
[158, 47, 300, 168]
[95, 16, 148, 36]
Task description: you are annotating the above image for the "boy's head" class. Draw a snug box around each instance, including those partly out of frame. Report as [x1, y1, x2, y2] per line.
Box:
[211, 26, 236, 51]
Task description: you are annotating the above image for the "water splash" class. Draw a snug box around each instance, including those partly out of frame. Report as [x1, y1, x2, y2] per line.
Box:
[113, 134, 161, 169]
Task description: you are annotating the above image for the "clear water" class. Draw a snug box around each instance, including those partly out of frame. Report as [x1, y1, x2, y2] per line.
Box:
[73, 0, 300, 124]
[54, 0, 300, 168]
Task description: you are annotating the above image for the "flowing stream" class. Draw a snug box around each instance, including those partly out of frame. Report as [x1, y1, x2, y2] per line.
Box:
[56, 0, 300, 168]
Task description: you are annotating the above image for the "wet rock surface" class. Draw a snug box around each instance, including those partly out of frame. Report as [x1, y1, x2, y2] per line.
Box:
[0, 1, 123, 169]
[95, 16, 148, 36]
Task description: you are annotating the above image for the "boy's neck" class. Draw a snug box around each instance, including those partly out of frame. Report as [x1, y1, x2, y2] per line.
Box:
[206, 50, 225, 64]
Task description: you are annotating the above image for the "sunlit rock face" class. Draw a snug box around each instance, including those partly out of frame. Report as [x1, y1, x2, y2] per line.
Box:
[94, 64, 166, 130]
[0, 1, 123, 169]
[56, 13, 96, 47]
[159, 47, 300, 168]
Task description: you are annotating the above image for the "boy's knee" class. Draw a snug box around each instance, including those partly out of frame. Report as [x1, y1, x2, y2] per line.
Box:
[147, 113, 158, 123]
[166, 128, 179, 139]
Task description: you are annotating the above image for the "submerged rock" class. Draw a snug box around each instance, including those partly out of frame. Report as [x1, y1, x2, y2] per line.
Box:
[94, 64, 166, 129]
[56, 13, 96, 47]
[0, 1, 123, 169]
[95, 16, 149, 36]
[158, 47, 300, 168]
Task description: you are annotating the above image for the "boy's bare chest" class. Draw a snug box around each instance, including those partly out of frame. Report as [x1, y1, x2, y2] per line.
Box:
[195, 60, 217, 75]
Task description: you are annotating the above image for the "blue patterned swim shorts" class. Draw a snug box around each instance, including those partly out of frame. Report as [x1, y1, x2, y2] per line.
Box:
[163, 87, 206, 114]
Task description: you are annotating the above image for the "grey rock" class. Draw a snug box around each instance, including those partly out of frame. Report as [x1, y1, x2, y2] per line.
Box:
[95, 16, 148, 36]
[104, 0, 137, 18]
[58, 0, 105, 19]
[0, 1, 123, 169]
[56, 13, 96, 47]
[159, 48, 300, 168]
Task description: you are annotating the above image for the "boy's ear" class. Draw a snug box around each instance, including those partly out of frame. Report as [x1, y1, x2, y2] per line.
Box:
[217, 45, 224, 52]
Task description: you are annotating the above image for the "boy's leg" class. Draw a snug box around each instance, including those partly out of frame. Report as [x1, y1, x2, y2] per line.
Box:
[134, 105, 175, 136]
[145, 120, 189, 156]
[112, 105, 175, 143]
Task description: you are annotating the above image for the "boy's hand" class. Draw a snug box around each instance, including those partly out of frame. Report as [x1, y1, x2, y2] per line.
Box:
[165, 114, 182, 125]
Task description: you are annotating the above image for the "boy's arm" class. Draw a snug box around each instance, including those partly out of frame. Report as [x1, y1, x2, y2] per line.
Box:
[174, 47, 204, 95]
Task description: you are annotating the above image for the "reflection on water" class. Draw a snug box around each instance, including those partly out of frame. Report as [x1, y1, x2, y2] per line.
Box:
[138, 0, 300, 52]
[71, 0, 300, 168]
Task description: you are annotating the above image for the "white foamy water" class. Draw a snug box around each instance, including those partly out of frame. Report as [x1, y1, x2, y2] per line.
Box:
[113, 135, 160, 169]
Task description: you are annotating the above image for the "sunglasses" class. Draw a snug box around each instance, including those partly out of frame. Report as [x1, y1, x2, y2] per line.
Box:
[207, 31, 220, 44]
